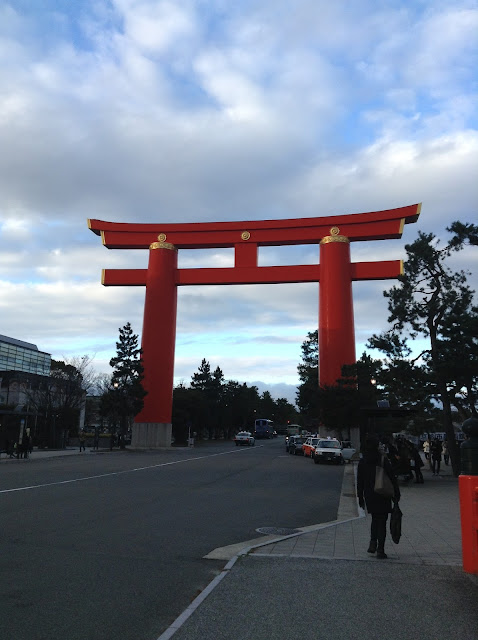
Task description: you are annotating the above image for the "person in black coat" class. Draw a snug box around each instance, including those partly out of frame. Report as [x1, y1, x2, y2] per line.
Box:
[430, 438, 443, 475]
[357, 437, 401, 559]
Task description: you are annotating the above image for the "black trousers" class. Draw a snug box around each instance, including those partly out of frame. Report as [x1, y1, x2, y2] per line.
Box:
[414, 466, 424, 482]
[371, 513, 388, 550]
[431, 456, 441, 474]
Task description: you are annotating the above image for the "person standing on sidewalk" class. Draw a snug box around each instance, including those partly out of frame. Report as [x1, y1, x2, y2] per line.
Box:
[423, 438, 430, 461]
[410, 442, 424, 483]
[404, 440, 424, 484]
[430, 438, 443, 475]
[357, 437, 400, 559]
[442, 440, 449, 465]
[79, 430, 86, 452]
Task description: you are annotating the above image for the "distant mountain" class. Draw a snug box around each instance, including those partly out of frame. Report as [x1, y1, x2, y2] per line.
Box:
[248, 381, 298, 406]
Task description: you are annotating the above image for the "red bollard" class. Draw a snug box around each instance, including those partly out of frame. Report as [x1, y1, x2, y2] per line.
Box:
[459, 475, 478, 574]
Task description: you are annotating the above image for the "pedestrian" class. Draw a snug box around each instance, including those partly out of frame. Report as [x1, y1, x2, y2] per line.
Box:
[79, 430, 86, 452]
[430, 438, 443, 475]
[93, 430, 99, 451]
[408, 441, 424, 484]
[442, 441, 449, 465]
[393, 437, 413, 482]
[22, 434, 30, 459]
[423, 439, 430, 460]
[357, 437, 401, 559]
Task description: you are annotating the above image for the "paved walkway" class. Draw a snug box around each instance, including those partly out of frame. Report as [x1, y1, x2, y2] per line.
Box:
[253, 461, 462, 565]
[0, 447, 108, 461]
[161, 459, 478, 640]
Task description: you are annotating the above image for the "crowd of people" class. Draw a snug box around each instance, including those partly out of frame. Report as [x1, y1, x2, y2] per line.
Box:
[422, 437, 450, 475]
[380, 436, 425, 483]
[3, 435, 32, 459]
[379, 435, 451, 483]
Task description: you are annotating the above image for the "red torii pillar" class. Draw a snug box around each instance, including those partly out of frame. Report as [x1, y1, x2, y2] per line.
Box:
[88, 203, 420, 448]
[133, 239, 178, 447]
[319, 228, 355, 387]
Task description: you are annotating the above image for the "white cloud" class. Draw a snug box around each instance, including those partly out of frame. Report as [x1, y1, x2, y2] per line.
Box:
[0, 0, 476, 389]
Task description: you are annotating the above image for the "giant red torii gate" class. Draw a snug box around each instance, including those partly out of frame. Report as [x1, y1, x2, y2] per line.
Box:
[88, 203, 420, 448]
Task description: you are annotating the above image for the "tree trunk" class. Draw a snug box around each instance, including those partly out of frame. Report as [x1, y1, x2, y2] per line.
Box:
[429, 320, 460, 477]
[437, 380, 460, 476]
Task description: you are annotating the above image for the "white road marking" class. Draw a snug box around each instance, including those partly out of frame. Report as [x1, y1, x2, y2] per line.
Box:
[0, 447, 262, 494]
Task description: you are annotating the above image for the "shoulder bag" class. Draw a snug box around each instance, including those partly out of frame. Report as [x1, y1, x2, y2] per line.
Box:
[374, 455, 395, 497]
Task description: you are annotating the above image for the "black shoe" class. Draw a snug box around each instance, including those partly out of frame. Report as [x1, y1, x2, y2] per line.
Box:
[367, 541, 377, 553]
[376, 550, 388, 559]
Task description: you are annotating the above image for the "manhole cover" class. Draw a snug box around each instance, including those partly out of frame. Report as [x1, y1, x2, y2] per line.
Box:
[256, 527, 300, 536]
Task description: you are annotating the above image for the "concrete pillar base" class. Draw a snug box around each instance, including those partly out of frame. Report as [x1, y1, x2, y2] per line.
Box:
[132, 422, 172, 449]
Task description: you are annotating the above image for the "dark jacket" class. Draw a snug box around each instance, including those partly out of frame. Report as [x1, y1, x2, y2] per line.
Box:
[357, 451, 400, 514]
[430, 440, 442, 459]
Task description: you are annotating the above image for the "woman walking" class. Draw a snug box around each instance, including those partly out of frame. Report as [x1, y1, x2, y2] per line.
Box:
[430, 438, 443, 475]
[357, 437, 401, 559]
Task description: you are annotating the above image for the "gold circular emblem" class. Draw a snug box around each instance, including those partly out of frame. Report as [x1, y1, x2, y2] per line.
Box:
[241, 231, 251, 241]
[330, 226, 340, 236]
[158, 233, 167, 242]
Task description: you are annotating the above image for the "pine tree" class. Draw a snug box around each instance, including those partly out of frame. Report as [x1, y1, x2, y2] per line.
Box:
[368, 223, 478, 476]
[296, 330, 319, 419]
[108, 323, 146, 448]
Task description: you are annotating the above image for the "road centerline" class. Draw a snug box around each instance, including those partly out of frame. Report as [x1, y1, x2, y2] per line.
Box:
[0, 446, 263, 494]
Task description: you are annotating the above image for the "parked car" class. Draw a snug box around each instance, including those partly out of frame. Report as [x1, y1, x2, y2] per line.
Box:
[234, 431, 255, 446]
[288, 435, 305, 455]
[303, 436, 320, 458]
[313, 438, 344, 464]
[340, 441, 357, 462]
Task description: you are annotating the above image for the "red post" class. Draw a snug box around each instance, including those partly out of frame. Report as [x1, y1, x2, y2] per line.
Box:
[459, 476, 478, 574]
[319, 227, 355, 387]
[459, 417, 478, 574]
[132, 238, 178, 448]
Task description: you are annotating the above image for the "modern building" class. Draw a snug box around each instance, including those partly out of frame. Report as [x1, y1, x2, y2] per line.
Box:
[0, 334, 51, 376]
[0, 335, 83, 450]
[0, 335, 53, 451]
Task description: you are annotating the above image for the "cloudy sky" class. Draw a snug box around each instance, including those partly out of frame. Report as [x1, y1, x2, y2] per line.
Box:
[0, 0, 477, 403]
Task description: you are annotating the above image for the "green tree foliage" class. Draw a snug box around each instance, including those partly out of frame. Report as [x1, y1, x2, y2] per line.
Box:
[102, 323, 146, 447]
[172, 359, 299, 443]
[296, 330, 319, 419]
[367, 223, 478, 476]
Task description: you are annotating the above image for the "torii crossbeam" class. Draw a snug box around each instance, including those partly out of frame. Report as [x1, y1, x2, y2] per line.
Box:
[88, 203, 420, 448]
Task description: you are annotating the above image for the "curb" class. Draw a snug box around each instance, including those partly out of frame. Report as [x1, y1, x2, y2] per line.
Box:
[157, 463, 361, 639]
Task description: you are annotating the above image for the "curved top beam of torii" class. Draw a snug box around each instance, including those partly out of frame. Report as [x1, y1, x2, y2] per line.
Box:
[88, 203, 421, 250]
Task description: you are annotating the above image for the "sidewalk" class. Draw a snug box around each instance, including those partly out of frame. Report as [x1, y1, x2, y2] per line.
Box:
[161, 461, 478, 640]
[0, 447, 106, 461]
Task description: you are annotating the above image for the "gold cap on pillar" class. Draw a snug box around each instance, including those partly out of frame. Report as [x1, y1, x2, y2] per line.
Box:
[320, 226, 349, 244]
[150, 233, 177, 251]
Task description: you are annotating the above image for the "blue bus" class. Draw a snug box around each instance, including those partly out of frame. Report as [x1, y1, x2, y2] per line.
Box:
[254, 418, 275, 439]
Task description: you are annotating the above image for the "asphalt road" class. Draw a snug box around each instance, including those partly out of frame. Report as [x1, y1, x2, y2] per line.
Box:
[0, 438, 344, 640]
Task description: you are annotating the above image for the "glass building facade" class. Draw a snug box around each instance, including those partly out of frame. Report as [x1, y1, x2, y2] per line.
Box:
[0, 335, 51, 376]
